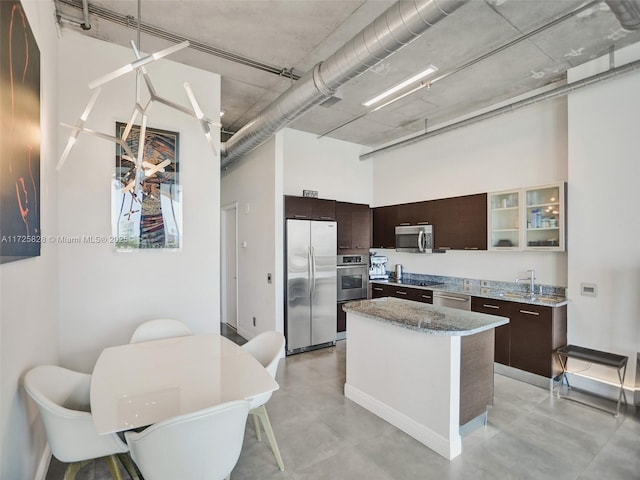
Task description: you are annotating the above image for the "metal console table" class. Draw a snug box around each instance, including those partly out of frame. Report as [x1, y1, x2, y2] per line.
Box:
[556, 345, 628, 417]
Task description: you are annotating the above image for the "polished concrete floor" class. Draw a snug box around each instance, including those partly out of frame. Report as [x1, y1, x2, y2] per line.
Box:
[46, 328, 640, 480]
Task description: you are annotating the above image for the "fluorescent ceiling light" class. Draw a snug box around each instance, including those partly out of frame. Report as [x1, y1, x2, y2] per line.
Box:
[362, 65, 438, 107]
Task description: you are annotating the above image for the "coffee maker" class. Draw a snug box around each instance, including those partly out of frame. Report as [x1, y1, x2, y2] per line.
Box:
[369, 255, 389, 280]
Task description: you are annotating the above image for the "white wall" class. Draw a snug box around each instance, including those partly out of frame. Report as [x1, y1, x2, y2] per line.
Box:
[221, 136, 282, 339]
[370, 98, 568, 286]
[282, 128, 373, 204]
[1, 1, 59, 478]
[57, 32, 221, 371]
[566, 43, 640, 387]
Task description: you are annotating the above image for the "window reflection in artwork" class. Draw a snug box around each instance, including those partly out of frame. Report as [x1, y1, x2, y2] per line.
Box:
[112, 122, 181, 250]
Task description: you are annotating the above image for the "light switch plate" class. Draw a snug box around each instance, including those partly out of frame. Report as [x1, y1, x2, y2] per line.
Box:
[581, 283, 597, 297]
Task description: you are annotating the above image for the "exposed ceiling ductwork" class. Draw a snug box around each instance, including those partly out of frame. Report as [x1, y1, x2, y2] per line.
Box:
[220, 0, 470, 170]
[605, 0, 640, 30]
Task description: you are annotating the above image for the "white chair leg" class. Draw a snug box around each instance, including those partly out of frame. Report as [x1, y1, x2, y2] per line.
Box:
[252, 406, 285, 471]
[253, 412, 262, 441]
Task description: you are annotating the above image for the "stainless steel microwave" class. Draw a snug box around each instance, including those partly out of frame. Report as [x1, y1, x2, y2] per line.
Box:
[395, 225, 433, 253]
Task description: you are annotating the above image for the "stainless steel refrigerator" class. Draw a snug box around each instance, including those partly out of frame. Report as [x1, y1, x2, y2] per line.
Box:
[285, 219, 337, 354]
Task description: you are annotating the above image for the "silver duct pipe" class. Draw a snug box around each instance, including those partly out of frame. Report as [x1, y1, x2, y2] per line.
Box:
[605, 0, 640, 30]
[359, 58, 640, 160]
[81, 0, 91, 30]
[221, 0, 469, 169]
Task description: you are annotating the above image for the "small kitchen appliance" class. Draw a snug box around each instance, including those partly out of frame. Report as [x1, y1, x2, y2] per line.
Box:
[369, 255, 389, 280]
[395, 225, 433, 253]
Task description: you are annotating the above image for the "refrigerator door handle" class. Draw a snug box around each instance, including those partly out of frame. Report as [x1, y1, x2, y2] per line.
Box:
[307, 246, 312, 297]
[311, 246, 317, 295]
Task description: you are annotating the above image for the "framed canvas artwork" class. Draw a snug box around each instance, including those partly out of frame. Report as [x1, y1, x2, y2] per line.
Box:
[0, 1, 41, 264]
[112, 122, 182, 250]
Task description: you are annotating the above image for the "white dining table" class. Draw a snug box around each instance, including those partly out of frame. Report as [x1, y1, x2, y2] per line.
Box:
[90, 333, 279, 434]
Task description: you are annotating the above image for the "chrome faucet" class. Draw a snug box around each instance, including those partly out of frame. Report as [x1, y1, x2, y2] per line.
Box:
[516, 269, 536, 296]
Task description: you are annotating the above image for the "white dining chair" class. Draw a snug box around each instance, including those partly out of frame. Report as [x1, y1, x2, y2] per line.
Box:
[23, 365, 139, 480]
[241, 331, 286, 471]
[124, 400, 250, 480]
[129, 318, 192, 343]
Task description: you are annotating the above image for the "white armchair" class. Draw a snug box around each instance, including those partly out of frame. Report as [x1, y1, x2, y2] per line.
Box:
[125, 400, 250, 480]
[241, 331, 286, 471]
[23, 365, 138, 480]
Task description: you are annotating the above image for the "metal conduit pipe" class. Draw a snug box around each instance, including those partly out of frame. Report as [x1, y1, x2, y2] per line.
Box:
[605, 0, 640, 30]
[359, 58, 640, 161]
[81, 0, 91, 30]
[220, 0, 470, 169]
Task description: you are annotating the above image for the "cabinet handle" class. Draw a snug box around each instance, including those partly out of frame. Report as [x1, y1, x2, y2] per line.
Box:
[438, 246, 451, 250]
[395, 291, 407, 295]
[354, 246, 366, 249]
[319, 216, 333, 220]
[417, 222, 430, 225]
[421, 295, 432, 299]
[483, 304, 499, 309]
[373, 287, 383, 291]
[294, 214, 308, 218]
[519, 309, 540, 316]
[464, 247, 479, 250]
[338, 245, 350, 249]
[399, 222, 411, 226]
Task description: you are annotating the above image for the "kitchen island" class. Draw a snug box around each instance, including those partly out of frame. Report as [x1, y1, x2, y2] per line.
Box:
[343, 297, 509, 460]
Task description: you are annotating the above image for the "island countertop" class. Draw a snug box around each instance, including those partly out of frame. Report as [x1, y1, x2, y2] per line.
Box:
[343, 297, 509, 336]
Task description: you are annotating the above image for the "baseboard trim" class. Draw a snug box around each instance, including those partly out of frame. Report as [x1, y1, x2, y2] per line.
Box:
[344, 383, 461, 460]
[494, 363, 555, 390]
[35, 446, 51, 480]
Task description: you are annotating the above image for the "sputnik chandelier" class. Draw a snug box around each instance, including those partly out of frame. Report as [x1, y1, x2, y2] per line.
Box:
[57, 37, 220, 196]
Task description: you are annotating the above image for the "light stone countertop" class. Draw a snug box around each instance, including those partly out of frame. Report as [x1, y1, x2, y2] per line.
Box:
[343, 297, 509, 336]
[370, 279, 569, 307]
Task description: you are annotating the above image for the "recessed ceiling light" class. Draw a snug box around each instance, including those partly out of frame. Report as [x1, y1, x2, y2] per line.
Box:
[362, 65, 438, 107]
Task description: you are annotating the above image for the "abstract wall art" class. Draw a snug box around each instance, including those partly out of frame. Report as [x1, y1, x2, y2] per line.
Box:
[0, 0, 41, 264]
[112, 122, 182, 250]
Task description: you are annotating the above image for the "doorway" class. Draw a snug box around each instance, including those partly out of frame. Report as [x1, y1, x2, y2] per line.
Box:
[221, 203, 238, 330]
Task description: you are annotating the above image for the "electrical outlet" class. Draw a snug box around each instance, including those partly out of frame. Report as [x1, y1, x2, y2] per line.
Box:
[252, 316, 256, 326]
[463, 279, 472, 288]
[267, 273, 272, 284]
[481, 280, 490, 288]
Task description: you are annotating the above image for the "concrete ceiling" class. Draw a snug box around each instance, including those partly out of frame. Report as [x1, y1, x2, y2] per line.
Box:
[54, 0, 640, 149]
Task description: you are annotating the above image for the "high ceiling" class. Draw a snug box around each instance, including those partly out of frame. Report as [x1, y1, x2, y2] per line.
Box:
[54, 0, 640, 149]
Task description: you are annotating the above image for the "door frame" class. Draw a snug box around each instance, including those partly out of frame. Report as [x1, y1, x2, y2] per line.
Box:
[221, 202, 238, 330]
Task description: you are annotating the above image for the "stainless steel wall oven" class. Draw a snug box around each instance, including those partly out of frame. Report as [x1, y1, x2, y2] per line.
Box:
[337, 254, 368, 301]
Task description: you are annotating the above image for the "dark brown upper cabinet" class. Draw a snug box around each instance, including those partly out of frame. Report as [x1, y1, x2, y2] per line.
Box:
[336, 201, 371, 253]
[371, 205, 397, 249]
[285, 195, 336, 221]
[396, 201, 433, 226]
[432, 193, 487, 250]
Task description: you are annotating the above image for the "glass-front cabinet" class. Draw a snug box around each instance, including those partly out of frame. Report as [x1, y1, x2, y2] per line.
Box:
[524, 183, 565, 251]
[488, 182, 565, 252]
[488, 189, 521, 250]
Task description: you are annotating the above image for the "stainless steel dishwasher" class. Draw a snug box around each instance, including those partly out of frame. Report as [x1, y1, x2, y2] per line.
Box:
[433, 291, 471, 310]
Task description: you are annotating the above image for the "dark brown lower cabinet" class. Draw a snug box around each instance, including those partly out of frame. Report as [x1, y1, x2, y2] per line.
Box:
[471, 297, 510, 365]
[337, 302, 347, 333]
[471, 297, 567, 378]
[510, 303, 567, 378]
[370, 283, 433, 303]
[460, 330, 494, 425]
